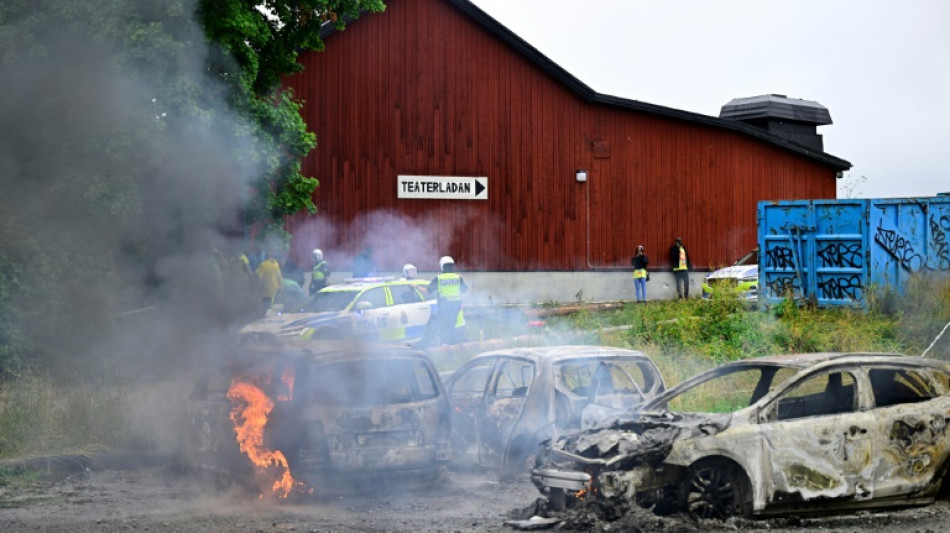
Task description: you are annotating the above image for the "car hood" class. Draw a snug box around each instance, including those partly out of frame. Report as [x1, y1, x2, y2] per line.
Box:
[705, 264, 758, 280]
[239, 312, 339, 336]
[547, 411, 731, 466]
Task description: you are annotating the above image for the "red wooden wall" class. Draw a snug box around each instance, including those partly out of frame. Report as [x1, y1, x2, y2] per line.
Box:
[283, 0, 839, 273]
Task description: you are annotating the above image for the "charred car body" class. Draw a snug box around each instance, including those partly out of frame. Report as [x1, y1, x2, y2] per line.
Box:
[444, 346, 665, 471]
[186, 340, 451, 494]
[532, 352, 950, 520]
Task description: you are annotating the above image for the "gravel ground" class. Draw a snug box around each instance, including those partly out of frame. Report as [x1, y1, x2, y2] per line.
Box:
[3, 464, 950, 532]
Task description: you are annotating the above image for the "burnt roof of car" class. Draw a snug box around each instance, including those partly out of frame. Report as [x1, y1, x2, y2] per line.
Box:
[470, 345, 651, 362]
[725, 352, 923, 368]
[235, 338, 430, 362]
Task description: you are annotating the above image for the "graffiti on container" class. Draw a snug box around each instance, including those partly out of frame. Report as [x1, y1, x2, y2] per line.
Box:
[816, 242, 863, 269]
[930, 214, 950, 271]
[766, 275, 800, 297]
[817, 275, 864, 300]
[766, 246, 796, 269]
[874, 223, 924, 273]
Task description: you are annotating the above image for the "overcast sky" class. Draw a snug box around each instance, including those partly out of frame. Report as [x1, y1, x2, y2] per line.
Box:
[469, 0, 949, 199]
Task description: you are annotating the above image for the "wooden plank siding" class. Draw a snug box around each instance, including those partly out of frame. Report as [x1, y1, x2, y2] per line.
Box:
[283, 0, 838, 272]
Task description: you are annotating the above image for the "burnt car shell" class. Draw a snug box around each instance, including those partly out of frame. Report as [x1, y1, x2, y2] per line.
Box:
[532, 352, 950, 519]
[187, 340, 450, 491]
[444, 345, 665, 470]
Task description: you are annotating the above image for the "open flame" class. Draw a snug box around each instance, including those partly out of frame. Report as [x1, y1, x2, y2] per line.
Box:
[228, 378, 299, 497]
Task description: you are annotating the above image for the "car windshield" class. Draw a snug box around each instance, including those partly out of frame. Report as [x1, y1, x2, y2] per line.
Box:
[646, 364, 798, 414]
[298, 289, 360, 313]
[301, 358, 440, 407]
[734, 249, 758, 266]
[556, 358, 652, 399]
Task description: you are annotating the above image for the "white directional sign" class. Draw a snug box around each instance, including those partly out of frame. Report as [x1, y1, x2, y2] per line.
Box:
[397, 175, 488, 200]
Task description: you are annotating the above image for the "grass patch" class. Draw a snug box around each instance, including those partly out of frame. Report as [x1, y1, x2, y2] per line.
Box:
[0, 378, 128, 459]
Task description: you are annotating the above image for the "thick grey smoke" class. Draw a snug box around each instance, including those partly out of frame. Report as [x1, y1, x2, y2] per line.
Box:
[0, 1, 264, 380]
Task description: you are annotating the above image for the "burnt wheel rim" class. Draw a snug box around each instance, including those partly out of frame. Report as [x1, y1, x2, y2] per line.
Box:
[683, 467, 737, 520]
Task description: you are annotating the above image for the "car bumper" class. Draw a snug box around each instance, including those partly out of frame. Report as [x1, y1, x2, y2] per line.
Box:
[531, 468, 591, 491]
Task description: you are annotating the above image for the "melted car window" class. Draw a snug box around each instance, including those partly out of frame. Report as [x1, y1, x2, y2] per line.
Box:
[493, 360, 535, 398]
[450, 361, 494, 395]
[303, 358, 439, 407]
[772, 371, 856, 420]
[870, 368, 937, 407]
[667, 367, 766, 413]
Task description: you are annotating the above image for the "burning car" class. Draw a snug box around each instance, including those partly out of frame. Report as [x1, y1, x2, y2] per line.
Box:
[240, 278, 434, 343]
[185, 339, 451, 496]
[532, 352, 950, 520]
[443, 346, 665, 471]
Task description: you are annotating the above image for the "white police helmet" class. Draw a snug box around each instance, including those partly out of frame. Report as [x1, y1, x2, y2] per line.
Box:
[402, 263, 417, 279]
[312, 249, 323, 261]
[439, 256, 454, 272]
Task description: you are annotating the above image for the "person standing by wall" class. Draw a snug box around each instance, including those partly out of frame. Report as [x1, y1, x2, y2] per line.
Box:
[669, 237, 691, 299]
[631, 245, 649, 302]
[310, 248, 330, 294]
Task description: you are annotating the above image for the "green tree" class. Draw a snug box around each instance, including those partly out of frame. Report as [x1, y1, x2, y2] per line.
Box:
[0, 0, 384, 379]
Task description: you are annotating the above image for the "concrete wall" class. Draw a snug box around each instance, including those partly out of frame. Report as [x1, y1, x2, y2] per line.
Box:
[312, 271, 706, 305]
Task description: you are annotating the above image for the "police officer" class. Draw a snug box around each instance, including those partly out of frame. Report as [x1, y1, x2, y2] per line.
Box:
[426, 256, 467, 345]
[310, 249, 330, 294]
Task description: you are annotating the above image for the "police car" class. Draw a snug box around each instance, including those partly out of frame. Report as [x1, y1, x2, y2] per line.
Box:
[240, 278, 435, 343]
[702, 248, 758, 300]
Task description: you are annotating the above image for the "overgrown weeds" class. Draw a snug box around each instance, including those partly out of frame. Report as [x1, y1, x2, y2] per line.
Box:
[547, 275, 949, 386]
[0, 378, 128, 459]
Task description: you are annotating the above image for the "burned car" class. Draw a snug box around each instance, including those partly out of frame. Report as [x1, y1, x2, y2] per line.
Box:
[532, 352, 950, 520]
[444, 345, 665, 471]
[185, 339, 451, 496]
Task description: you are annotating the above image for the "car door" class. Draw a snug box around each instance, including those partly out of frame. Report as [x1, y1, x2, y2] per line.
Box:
[758, 369, 875, 504]
[445, 358, 497, 464]
[478, 357, 536, 467]
[350, 287, 395, 339]
[386, 284, 433, 341]
[865, 366, 950, 499]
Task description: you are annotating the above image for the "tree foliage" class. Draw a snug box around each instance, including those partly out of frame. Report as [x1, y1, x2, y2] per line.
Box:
[0, 0, 384, 380]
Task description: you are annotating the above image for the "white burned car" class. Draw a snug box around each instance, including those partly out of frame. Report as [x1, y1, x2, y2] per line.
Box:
[444, 346, 665, 471]
[532, 352, 950, 520]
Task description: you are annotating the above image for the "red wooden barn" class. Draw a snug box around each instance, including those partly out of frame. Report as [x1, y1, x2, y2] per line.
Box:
[282, 0, 850, 275]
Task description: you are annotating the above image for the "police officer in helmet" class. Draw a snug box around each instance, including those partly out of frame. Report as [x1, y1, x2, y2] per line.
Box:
[426, 256, 467, 345]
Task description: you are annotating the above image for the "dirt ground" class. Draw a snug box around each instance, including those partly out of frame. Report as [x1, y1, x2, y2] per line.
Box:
[2, 464, 950, 533]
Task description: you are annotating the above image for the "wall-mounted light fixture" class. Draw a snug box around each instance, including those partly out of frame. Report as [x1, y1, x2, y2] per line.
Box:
[576, 169, 588, 183]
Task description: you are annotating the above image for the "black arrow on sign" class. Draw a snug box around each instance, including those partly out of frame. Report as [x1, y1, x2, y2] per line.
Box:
[474, 179, 486, 197]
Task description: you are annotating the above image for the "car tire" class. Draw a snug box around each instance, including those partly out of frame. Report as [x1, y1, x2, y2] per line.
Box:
[678, 460, 751, 520]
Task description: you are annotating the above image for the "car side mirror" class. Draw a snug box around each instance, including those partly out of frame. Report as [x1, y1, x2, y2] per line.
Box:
[355, 301, 373, 311]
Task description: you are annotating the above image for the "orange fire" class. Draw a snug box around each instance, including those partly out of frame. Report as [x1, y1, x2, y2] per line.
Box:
[277, 366, 295, 402]
[228, 379, 299, 497]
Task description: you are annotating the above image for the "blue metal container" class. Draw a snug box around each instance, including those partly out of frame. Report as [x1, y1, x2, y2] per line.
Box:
[758, 195, 950, 307]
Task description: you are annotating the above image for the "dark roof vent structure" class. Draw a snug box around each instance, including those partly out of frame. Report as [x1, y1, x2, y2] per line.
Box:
[720, 94, 832, 151]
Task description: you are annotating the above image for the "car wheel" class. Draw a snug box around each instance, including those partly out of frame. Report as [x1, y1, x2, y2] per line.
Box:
[678, 460, 750, 520]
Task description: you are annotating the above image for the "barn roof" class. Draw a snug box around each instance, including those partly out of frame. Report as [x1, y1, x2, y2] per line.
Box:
[319, 0, 851, 171]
